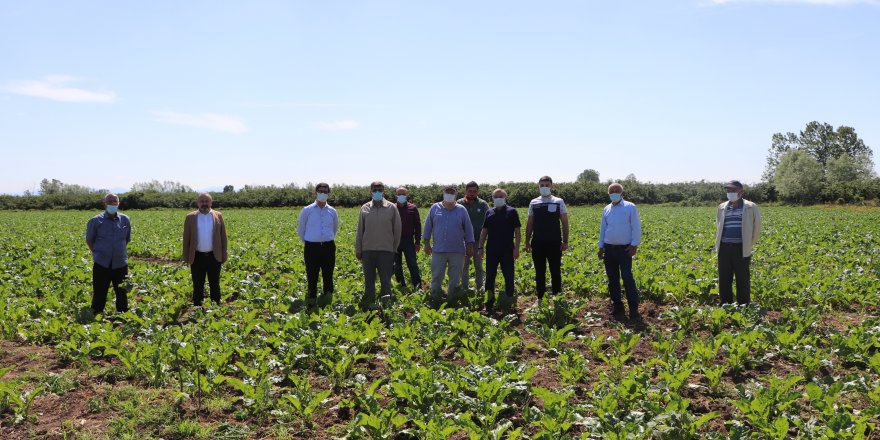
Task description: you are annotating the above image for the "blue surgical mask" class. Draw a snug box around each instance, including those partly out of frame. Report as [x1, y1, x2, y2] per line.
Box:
[539, 186, 551, 196]
[493, 197, 506, 207]
[372, 191, 384, 202]
[609, 193, 622, 203]
[397, 195, 408, 204]
[105, 205, 119, 214]
[316, 193, 329, 202]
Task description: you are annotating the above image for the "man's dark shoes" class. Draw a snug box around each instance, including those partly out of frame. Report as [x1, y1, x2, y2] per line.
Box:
[629, 303, 641, 321]
[612, 302, 626, 318]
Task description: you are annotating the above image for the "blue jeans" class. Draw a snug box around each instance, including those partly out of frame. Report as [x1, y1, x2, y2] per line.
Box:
[394, 239, 422, 288]
[603, 246, 639, 307]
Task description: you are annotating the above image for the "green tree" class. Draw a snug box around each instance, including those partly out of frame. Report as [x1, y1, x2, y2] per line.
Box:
[130, 180, 193, 193]
[223, 185, 235, 193]
[774, 150, 824, 203]
[39, 178, 63, 195]
[824, 152, 877, 202]
[576, 169, 600, 183]
[764, 121, 873, 181]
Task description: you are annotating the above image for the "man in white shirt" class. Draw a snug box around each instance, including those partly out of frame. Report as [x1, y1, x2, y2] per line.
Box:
[297, 183, 339, 309]
[183, 193, 228, 306]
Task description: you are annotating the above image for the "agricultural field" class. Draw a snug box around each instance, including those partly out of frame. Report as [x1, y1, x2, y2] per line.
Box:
[1, 205, 879, 439]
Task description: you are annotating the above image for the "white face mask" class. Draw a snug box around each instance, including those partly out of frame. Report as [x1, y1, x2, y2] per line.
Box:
[443, 193, 456, 203]
[316, 193, 329, 202]
[493, 197, 506, 207]
[726, 192, 740, 202]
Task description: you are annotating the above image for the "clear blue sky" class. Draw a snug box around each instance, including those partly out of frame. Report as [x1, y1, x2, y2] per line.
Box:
[2, 0, 878, 194]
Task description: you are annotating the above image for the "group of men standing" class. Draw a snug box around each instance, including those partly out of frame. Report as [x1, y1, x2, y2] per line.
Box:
[84, 178, 761, 320]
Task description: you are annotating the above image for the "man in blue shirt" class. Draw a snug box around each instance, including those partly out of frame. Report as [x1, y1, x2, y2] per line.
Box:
[297, 183, 339, 309]
[85, 193, 131, 315]
[597, 183, 642, 320]
[423, 185, 475, 306]
[477, 188, 521, 313]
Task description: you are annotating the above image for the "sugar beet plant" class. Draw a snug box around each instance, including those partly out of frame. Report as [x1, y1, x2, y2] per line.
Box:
[1, 206, 880, 438]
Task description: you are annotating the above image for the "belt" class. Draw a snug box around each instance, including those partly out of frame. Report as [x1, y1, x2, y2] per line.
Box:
[604, 244, 629, 249]
[720, 242, 743, 246]
[305, 240, 335, 245]
[196, 250, 214, 255]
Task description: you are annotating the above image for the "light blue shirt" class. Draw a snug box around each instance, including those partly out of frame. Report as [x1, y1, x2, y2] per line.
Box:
[297, 202, 339, 242]
[598, 200, 642, 248]
[86, 211, 131, 269]
[423, 202, 474, 254]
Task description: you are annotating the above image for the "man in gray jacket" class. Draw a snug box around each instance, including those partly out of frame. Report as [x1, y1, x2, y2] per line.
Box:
[715, 180, 762, 305]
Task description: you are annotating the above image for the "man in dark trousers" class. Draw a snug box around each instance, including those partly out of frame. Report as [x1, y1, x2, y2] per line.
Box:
[525, 176, 570, 310]
[477, 188, 521, 313]
[183, 192, 228, 307]
[598, 183, 642, 320]
[715, 180, 762, 305]
[297, 183, 339, 309]
[393, 186, 423, 291]
[85, 193, 131, 315]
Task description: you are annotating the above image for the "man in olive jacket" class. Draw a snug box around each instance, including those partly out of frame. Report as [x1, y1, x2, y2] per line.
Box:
[715, 180, 761, 305]
[183, 193, 229, 306]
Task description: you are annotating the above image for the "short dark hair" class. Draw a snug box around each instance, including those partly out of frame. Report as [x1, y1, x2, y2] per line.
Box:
[723, 180, 743, 190]
[444, 184, 457, 193]
[538, 176, 552, 184]
[465, 181, 479, 189]
[315, 182, 330, 192]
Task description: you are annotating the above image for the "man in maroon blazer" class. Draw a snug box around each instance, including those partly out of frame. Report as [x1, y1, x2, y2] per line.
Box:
[183, 193, 228, 306]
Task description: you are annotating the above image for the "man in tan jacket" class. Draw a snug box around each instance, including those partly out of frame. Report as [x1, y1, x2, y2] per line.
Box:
[183, 193, 228, 306]
[355, 181, 401, 309]
[715, 180, 761, 305]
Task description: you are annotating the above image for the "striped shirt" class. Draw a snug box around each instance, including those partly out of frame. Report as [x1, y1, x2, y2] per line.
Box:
[721, 203, 743, 244]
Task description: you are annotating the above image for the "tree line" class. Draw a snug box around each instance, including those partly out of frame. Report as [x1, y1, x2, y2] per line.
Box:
[2, 121, 877, 210]
[0, 179, 782, 210]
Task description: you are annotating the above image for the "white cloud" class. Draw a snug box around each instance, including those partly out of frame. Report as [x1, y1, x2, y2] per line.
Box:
[242, 101, 384, 109]
[3, 76, 116, 103]
[317, 120, 361, 131]
[152, 111, 248, 134]
[711, 0, 878, 4]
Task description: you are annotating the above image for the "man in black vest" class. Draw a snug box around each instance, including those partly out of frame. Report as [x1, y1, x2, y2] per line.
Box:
[524, 176, 570, 308]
